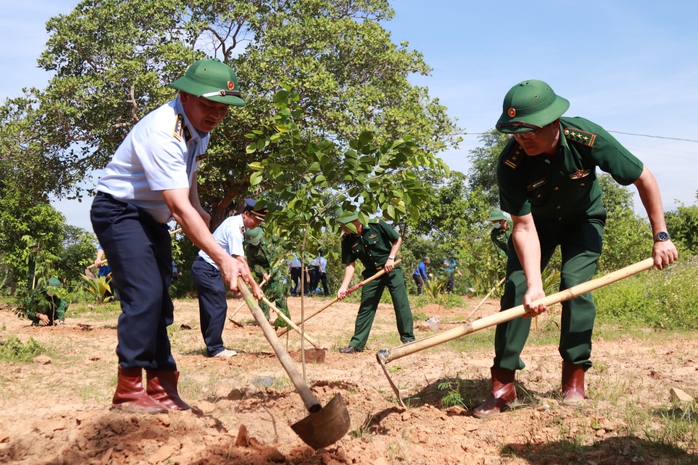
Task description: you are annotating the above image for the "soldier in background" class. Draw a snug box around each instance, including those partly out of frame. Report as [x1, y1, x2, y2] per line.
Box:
[244, 227, 291, 329]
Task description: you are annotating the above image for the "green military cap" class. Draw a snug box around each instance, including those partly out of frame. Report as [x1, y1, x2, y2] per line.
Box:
[244, 227, 264, 246]
[495, 79, 569, 134]
[487, 209, 506, 222]
[336, 210, 359, 224]
[170, 58, 245, 106]
[48, 277, 61, 288]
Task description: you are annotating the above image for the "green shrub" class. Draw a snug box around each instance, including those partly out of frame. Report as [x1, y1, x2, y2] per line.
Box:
[595, 260, 698, 330]
[0, 336, 45, 362]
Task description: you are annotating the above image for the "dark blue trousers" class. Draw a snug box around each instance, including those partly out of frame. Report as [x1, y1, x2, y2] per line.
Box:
[90, 193, 176, 370]
[191, 256, 228, 357]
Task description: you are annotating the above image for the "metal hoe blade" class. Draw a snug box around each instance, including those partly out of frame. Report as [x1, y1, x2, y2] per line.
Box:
[291, 393, 351, 450]
[376, 350, 406, 408]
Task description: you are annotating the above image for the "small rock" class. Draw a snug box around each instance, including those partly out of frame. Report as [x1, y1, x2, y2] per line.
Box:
[445, 406, 467, 416]
[33, 355, 52, 365]
[235, 425, 249, 447]
[250, 376, 275, 388]
[214, 381, 235, 398]
[670, 387, 694, 403]
[197, 401, 216, 414]
[242, 384, 259, 397]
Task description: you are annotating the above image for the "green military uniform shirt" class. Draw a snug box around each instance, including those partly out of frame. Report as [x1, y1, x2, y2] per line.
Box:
[339, 218, 414, 351]
[493, 116, 645, 371]
[498, 116, 644, 226]
[27, 293, 68, 326]
[341, 219, 399, 275]
[490, 219, 513, 257]
[244, 238, 290, 327]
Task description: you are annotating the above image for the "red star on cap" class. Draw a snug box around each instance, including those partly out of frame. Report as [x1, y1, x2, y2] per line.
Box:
[227, 81, 235, 90]
[508, 108, 516, 117]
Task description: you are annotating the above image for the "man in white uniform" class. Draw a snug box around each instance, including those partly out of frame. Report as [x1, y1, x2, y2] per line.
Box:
[192, 199, 266, 357]
[91, 58, 262, 414]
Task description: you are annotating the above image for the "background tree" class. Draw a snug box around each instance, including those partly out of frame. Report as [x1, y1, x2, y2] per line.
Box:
[0, 192, 65, 290]
[666, 204, 698, 256]
[246, 87, 448, 289]
[11, 0, 460, 228]
[466, 129, 509, 208]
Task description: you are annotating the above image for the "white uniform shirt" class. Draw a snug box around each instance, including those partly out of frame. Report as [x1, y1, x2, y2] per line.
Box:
[96, 97, 208, 223]
[311, 256, 327, 273]
[290, 254, 301, 268]
[198, 214, 245, 269]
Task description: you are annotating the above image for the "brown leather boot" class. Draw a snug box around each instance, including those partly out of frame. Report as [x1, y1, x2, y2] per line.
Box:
[112, 367, 168, 414]
[473, 368, 517, 419]
[146, 370, 192, 410]
[562, 362, 585, 405]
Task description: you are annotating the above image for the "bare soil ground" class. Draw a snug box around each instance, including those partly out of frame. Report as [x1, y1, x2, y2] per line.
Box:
[1, 295, 698, 464]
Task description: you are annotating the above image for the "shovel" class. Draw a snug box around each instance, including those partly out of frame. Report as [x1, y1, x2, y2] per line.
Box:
[237, 278, 350, 449]
[277, 259, 402, 337]
[376, 258, 656, 404]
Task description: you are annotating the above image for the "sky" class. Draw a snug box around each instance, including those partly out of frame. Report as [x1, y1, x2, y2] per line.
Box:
[2, 0, 697, 233]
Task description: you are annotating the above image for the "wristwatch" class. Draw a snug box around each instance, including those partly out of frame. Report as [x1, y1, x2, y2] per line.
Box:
[388, 256, 396, 260]
[653, 231, 670, 242]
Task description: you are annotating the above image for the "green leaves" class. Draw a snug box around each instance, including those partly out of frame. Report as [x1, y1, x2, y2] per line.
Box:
[247, 87, 448, 253]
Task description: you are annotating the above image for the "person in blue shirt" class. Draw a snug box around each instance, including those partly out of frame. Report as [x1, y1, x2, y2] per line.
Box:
[442, 256, 462, 293]
[90, 59, 261, 415]
[412, 257, 430, 296]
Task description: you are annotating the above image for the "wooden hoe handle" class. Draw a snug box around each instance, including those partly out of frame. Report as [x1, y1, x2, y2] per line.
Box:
[277, 259, 402, 336]
[379, 258, 655, 364]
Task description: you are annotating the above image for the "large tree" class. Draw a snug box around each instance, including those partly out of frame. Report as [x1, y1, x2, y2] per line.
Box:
[466, 129, 509, 208]
[5, 0, 460, 227]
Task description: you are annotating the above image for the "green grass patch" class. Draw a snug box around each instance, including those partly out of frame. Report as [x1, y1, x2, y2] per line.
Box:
[595, 261, 698, 330]
[0, 336, 46, 362]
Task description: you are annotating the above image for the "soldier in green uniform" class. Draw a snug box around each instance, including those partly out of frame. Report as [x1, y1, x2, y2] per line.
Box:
[336, 210, 415, 354]
[474, 79, 678, 419]
[26, 277, 69, 326]
[487, 209, 512, 257]
[244, 227, 291, 329]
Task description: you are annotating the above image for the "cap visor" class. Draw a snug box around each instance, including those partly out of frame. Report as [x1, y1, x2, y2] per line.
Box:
[204, 94, 245, 106]
[496, 95, 569, 134]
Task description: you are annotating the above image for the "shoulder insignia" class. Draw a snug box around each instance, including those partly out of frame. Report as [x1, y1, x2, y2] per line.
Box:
[369, 218, 380, 224]
[503, 144, 525, 170]
[173, 114, 184, 142]
[173, 114, 193, 143]
[563, 127, 596, 147]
